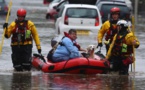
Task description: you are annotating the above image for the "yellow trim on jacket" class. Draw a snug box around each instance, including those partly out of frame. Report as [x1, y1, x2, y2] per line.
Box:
[97, 20, 111, 43]
[106, 31, 140, 59]
[5, 20, 41, 49]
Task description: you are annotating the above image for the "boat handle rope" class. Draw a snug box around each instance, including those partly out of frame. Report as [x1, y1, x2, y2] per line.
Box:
[86, 57, 90, 68]
[63, 59, 70, 70]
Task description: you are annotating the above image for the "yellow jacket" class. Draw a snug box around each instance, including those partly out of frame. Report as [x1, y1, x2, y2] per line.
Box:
[106, 31, 140, 59]
[97, 20, 117, 43]
[5, 20, 41, 49]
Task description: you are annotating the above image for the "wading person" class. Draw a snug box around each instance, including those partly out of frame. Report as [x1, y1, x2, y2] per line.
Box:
[3, 8, 41, 71]
[106, 20, 140, 75]
[97, 7, 120, 54]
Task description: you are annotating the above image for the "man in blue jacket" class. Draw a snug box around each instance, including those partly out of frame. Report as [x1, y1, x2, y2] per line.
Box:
[52, 29, 85, 62]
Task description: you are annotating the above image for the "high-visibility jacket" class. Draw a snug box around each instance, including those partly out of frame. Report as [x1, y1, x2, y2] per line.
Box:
[52, 36, 81, 62]
[97, 20, 118, 43]
[5, 20, 41, 49]
[106, 31, 140, 59]
[64, 32, 80, 50]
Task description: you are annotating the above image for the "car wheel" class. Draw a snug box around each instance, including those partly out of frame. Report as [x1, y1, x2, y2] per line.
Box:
[46, 14, 50, 19]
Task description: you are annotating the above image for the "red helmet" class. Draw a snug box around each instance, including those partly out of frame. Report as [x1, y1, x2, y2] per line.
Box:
[17, 8, 26, 17]
[110, 7, 120, 14]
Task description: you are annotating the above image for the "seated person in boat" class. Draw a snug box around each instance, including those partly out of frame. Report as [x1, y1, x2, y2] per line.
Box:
[51, 29, 86, 62]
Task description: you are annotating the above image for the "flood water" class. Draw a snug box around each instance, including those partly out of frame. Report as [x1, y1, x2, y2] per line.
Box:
[1, 72, 145, 90]
[0, 0, 145, 90]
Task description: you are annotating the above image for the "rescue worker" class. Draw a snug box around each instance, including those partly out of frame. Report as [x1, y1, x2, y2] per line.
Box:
[50, 29, 86, 62]
[97, 7, 120, 54]
[106, 20, 140, 75]
[3, 8, 41, 71]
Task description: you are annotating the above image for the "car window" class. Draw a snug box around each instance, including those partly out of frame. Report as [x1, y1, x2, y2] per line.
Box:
[51, 0, 62, 3]
[101, 4, 130, 14]
[58, 6, 64, 17]
[66, 8, 98, 18]
[57, 1, 68, 9]
[101, 4, 130, 19]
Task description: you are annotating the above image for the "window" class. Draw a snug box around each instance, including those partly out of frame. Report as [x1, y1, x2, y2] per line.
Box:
[101, 4, 130, 15]
[101, 4, 130, 20]
[51, 0, 62, 3]
[57, 1, 68, 10]
[66, 8, 98, 18]
[58, 6, 64, 17]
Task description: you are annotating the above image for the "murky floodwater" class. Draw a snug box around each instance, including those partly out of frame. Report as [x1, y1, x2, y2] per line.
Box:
[0, 0, 145, 90]
[1, 72, 145, 90]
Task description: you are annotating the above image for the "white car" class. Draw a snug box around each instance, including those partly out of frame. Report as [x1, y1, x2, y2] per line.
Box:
[46, 0, 64, 19]
[55, 4, 102, 36]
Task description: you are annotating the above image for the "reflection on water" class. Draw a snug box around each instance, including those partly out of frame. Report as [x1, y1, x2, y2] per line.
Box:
[11, 72, 31, 90]
[0, 72, 145, 90]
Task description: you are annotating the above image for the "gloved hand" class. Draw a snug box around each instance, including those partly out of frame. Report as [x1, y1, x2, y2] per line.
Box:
[38, 49, 41, 54]
[3, 23, 8, 29]
[97, 43, 103, 48]
[104, 39, 110, 45]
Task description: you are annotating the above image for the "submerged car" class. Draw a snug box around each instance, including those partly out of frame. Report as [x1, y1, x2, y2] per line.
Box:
[45, 0, 68, 20]
[55, 4, 102, 35]
[96, 0, 132, 23]
[45, 0, 64, 19]
[96, 0, 133, 10]
[43, 0, 53, 5]
[0, 0, 8, 15]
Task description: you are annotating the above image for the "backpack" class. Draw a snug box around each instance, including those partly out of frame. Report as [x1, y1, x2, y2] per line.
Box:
[47, 36, 65, 61]
[47, 49, 54, 62]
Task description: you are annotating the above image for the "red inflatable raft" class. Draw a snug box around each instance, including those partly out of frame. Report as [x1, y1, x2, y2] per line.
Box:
[32, 54, 110, 74]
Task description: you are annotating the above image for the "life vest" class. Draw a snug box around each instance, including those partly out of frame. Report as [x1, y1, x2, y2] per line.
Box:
[47, 32, 80, 61]
[112, 33, 133, 57]
[105, 21, 118, 43]
[64, 32, 80, 50]
[50, 32, 81, 50]
[11, 20, 32, 43]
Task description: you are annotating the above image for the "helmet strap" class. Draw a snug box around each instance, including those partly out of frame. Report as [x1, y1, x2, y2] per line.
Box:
[110, 19, 118, 24]
[118, 27, 128, 34]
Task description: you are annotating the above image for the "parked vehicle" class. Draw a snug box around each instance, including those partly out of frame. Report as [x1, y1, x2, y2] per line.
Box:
[96, 0, 132, 23]
[0, 0, 8, 15]
[45, 0, 67, 20]
[96, 0, 133, 10]
[43, 0, 53, 5]
[55, 4, 102, 35]
[123, 0, 133, 11]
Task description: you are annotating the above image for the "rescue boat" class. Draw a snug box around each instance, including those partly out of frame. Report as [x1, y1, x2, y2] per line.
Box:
[32, 54, 110, 74]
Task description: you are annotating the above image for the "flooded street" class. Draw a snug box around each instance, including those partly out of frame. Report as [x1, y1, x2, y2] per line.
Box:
[0, 0, 145, 90]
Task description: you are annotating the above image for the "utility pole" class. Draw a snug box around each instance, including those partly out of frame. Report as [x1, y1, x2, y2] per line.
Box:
[134, 0, 138, 25]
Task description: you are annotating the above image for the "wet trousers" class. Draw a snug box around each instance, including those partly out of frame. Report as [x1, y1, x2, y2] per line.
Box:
[11, 45, 32, 71]
[109, 55, 129, 75]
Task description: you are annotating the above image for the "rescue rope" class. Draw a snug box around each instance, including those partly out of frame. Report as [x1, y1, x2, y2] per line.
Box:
[0, 0, 12, 55]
